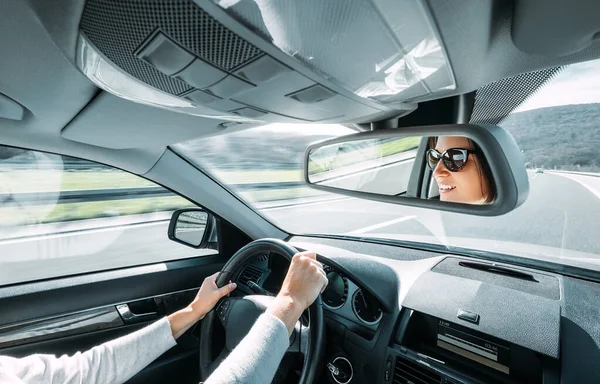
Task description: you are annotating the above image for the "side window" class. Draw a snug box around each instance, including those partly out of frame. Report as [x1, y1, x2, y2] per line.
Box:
[0, 146, 217, 286]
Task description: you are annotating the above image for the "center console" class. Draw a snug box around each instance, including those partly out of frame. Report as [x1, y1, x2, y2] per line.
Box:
[382, 257, 562, 384]
[384, 310, 552, 384]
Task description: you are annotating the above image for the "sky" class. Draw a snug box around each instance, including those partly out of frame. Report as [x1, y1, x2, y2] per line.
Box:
[514, 59, 600, 112]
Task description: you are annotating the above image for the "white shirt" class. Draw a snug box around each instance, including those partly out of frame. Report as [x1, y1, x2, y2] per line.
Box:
[0, 313, 289, 384]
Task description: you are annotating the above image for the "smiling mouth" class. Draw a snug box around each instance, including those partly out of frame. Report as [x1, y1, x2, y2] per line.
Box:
[438, 183, 456, 193]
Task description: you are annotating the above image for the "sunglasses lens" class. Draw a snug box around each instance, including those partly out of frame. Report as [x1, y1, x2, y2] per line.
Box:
[444, 149, 468, 172]
[427, 150, 440, 170]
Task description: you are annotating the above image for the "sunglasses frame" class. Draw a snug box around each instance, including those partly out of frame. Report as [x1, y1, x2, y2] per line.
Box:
[427, 148, 476, 172]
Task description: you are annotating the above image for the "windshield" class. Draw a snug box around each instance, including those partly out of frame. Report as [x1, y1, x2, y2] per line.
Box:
[173, 59, 600, 272]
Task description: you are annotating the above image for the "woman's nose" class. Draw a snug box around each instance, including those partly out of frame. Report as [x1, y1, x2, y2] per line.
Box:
[432, 159, 449, 178]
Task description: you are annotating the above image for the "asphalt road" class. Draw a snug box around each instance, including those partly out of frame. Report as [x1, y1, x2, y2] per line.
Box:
[0, 172, 598, 285]
[266, 171, 600, 261]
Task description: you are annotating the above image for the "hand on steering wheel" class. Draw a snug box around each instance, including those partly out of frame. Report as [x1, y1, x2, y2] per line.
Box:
[267, 251, 328, 334]
[190, 272, 237, 320]
[199, 239, 328, 384]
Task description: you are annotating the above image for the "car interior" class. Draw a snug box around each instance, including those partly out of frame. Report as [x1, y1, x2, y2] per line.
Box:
[1, 0, 600, 383]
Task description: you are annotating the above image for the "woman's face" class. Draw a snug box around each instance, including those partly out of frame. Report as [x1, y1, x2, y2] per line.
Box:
[432, 136, 491, 204]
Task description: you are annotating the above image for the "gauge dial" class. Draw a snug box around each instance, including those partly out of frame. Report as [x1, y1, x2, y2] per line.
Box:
[322, 265, 348, 309]
[352, 289, 383, 324]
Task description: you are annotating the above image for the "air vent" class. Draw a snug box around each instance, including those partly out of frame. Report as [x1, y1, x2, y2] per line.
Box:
[394, 357, 442, 384]
[238, 265, 262, 286]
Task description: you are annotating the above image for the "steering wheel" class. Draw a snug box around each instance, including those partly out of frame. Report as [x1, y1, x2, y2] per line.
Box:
[199, 239, 325, 383]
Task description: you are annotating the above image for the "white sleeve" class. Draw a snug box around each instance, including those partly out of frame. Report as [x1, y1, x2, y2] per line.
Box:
[0, 317, 176, 384]
[205, 313, 290, 384]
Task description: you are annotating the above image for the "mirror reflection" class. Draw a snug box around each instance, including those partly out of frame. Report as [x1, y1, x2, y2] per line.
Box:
[174, 211, 208, 246]
[307, 135, 497, 205]
[427, 136, 496, 204]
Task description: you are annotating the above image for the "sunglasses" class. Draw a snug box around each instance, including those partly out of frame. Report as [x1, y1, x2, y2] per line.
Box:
[427, 148, 475, 172]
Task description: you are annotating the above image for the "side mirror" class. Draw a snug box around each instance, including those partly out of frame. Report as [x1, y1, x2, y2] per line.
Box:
[304, 124, 529, 216]
[168, 209, 213, 248]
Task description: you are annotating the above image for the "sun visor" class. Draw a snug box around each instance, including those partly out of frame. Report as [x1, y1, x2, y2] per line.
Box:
[512, 0, 600, 56]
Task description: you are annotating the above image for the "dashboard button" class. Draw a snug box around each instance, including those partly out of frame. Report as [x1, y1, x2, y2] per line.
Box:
[385, 359, 392, 381]
[457, 309, 480, 324]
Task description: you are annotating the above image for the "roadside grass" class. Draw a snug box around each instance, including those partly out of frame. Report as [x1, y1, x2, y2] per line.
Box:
[3, 168, 302, 193]
[1, 180, 321, 226]
[1, 160, 326, 226]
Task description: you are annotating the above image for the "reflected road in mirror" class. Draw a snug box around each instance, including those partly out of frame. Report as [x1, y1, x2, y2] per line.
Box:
[174, 211, 208, 246]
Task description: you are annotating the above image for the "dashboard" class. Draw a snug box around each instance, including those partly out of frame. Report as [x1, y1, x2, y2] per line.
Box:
[235, 252, 384, 332]
[281, 236, 600, 384]
[232, 238, 600, 384]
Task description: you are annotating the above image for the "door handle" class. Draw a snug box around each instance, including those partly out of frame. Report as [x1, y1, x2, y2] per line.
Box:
[116, 304, 158, 324]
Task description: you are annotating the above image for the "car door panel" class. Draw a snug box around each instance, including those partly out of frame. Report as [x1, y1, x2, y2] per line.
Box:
[0, 255, 228, 383]
[0, 255, 224, 325]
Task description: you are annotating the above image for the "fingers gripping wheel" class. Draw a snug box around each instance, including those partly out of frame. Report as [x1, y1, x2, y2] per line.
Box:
[199, 239, 325, 383]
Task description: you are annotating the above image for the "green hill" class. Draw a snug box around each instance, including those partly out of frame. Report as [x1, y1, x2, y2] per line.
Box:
[500, 103, 600, 172]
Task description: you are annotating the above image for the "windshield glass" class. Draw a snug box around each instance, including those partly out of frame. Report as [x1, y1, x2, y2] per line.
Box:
[173, 59, 600, 271]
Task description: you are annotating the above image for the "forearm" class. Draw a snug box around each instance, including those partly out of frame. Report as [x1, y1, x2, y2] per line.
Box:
[0, 317, 177, 384]
[168, 305, 203, 339]
[265, 295, 304, 335]
[205, 313, 290, 384]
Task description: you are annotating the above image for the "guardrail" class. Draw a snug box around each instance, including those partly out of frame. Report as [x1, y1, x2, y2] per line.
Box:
[5, 182, 305, 206]
[548, 170, 599, 178]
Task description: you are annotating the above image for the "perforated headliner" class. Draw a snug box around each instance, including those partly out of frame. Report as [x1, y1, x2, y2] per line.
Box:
[80, 0, 263, 96]
[470, 67, 565, 125]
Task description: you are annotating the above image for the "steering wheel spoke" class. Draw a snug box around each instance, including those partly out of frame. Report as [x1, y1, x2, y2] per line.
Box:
[208, 346, 231, 374]
[288, 320, 310, 357]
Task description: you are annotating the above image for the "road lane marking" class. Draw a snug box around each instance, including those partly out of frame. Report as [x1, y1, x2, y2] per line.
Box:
[261, 196, 351, 211]
[346, 215, 417, 235]
[553, 173, 600, 200]
[0, 221, 166, 245]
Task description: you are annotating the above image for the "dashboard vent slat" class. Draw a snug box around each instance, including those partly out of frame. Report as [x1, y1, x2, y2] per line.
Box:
[393, 357, 442, 384]
[238, 265, 262, 286]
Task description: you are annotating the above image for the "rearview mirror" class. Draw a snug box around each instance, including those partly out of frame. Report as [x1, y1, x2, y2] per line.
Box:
[304, 124, 529, 216]
[168, 209, 213, 248]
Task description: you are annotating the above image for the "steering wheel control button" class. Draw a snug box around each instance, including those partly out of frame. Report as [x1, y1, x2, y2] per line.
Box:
[217, 299, 231, 322]
[220, 300, 229, 311]
[328, 356, 353, 384]
[457, 309, 480, 324]
[136, 32, 194, 76]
